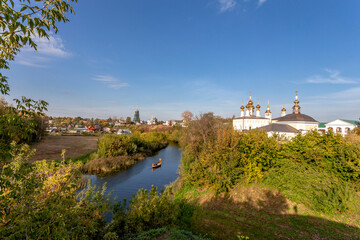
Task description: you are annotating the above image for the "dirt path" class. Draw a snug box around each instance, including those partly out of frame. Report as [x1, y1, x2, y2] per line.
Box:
[30, 135, 99, 162]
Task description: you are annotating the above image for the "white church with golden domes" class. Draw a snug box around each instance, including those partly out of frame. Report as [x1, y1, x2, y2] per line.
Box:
[233, 92, 319, 138]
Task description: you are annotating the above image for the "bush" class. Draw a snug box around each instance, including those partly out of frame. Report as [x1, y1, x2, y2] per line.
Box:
[281, 131, 360, 186]
[182, 129, 279, 192]
[265, 159, 354, 213]
[97, 131, 168, 158]
[107, 186, 195, 238]
[0, 143, 111, 239]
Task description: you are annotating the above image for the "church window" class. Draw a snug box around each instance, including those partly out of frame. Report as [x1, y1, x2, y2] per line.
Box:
[336, 127, 342, 133]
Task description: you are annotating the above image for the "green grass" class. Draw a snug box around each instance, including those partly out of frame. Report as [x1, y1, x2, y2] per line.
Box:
[129, 227, 210, 240]
[54, 150, 96, 164]
[175, 184, 360, 240]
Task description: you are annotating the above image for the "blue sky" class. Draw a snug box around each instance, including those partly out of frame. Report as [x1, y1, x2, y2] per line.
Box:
[5, 0, 360, 121]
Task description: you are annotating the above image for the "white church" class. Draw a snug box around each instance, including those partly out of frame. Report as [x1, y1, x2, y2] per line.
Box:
[233, 92, 358, 138]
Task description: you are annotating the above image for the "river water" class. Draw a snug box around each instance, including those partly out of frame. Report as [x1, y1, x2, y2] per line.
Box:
[84, 144, 182, 202]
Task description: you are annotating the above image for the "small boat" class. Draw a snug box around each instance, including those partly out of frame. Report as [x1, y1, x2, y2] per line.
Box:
[152, 158, 162, 168]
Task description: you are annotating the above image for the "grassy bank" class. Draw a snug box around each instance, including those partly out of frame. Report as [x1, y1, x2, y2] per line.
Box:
[82, 131, 169, 175]
[82, 153, 146, 176]
[173, 184, 360, 240]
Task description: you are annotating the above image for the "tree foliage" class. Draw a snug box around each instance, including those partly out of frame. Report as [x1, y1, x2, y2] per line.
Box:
[0, 96, 48, 160]
[0, 143, 111, 239]
[107, 186, 195, 239]
[0, 0, 77, 159]
[180, 115, 360, 212]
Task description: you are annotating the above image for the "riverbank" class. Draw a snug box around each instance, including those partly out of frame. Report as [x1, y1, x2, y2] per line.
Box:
[172, 183, 360, 240]
[81, 132, 170, 176]
[81, 149, 166, 176]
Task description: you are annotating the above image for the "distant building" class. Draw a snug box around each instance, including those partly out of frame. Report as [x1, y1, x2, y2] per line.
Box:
[147, 115, 157, 125]
[271, 92, 318, 134]
[325, 119, 359, 136]
[258, 123, 299, 138]
[234, 91, 359, 138]
[232, 95, 271, 131]
[133, 107, 140, 123]
[166, 120, 183, 127]
[233, 91, 319, 138]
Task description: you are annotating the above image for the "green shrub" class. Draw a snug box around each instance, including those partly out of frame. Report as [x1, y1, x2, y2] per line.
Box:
[265, 159, 354, 213]
[97, 132, 168, 158]
[182, 129, 279, 192]
[281, 131, 360, 185]
[107, 186, 195, 238]
[0, 143, 111, 239]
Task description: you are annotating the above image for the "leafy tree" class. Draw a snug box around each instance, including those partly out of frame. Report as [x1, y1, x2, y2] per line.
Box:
[1, 0, 77, 94]
[0, 0, 77, 158]
[181, 110, 193, 126]
[126, 116, 132, 124]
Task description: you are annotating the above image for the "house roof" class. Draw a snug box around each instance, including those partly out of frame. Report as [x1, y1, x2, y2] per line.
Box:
[258, 123, 299, 133]
[272, 113, 318, 123]
[341, 120, 359, 125]
[318, 122, 326, 128]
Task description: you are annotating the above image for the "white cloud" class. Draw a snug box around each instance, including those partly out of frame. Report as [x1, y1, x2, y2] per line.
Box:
[16, 55, 48, 68]
[219, 0, 237, 12]
[108, 83, 129, 89]
[306, 69, 358, 84]
[92, 75, 129, 90]
[35, 35, 71, 57]
[258, 0, 267, 6]
[16, 34, 71, 67]
[92, 75, 118, 82]
[324, 87, 360, 99]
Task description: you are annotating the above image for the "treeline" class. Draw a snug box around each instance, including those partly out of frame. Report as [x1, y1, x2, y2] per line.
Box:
[180, 113, 360, 213]
[0, 97, 47, 160]
[82, 128, 181, 175]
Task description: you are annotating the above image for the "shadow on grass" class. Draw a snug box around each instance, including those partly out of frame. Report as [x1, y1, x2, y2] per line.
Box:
[194, 190, 360, 240]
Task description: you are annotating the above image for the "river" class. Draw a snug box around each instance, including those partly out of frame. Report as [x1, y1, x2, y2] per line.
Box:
[84, 144, 182, 202]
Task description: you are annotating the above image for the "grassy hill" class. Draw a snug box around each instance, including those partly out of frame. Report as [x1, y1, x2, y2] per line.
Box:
[174, 184, 360, 240]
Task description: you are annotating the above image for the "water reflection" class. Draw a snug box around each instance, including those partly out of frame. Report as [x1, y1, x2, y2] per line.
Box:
[84, 144, 182, 202]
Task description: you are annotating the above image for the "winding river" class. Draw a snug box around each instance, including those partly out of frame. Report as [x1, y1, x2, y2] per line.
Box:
[84, 144, 182, 202]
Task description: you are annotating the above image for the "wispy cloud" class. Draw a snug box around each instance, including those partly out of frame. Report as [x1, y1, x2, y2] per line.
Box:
[16, 33, 71, 67]
[108, 83, 129, 89]
[323, 87, 360, 99]
[219, 0, 237, 12]
[92, 75, 129, 90]
[258, 0, 267, 6]
[92, 75, 117, 82]
[306, 69, 358, 84]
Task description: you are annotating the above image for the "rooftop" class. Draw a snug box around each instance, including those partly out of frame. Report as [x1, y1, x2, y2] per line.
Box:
[258, 123, 299, 133]
[273, 113, 318, 123]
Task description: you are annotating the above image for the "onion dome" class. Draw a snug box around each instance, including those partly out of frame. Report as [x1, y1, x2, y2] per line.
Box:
[256, 99, 261, 110]
[292, 91, 301, 114]
[241, 104, 245, 110]
[265, 101, 271, 114]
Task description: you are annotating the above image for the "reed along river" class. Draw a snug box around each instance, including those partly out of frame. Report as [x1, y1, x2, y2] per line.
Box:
[84, 144, 182, 202]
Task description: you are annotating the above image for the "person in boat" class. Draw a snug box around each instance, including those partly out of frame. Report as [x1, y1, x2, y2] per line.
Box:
[159, 158, 162, 163]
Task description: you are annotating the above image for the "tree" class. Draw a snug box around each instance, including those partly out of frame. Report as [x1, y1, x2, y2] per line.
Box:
[0, 0, 77, 159]
[126, 116, 132, 124]
[181, 110, 193, 126]
[1, 0, 77, 95]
